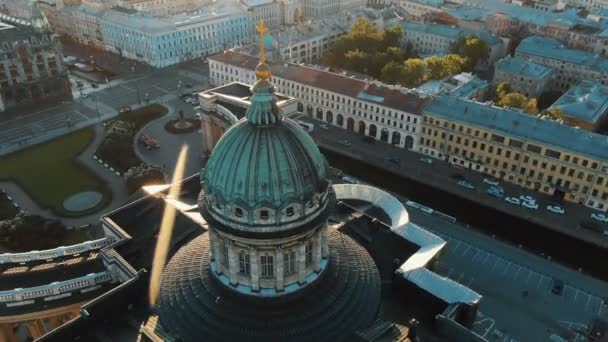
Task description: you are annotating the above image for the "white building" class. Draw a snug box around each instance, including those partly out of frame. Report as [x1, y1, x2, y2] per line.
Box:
[241, 0, 282, 32]
[493, 57, 553, 98]
[235, 7, 403, 64]
[100, 3, 252, 67]
[301, 0, 366, 19]
[562, 0, 608, 10]
[208, 50, 427, 149]
[111, 0, 200, 17]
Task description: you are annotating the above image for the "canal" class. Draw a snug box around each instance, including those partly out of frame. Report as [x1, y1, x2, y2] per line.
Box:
[323, 149, 608, 280]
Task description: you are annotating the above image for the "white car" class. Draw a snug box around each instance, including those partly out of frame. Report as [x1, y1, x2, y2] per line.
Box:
[420, 157, 433, 164]
[591, 213, 608, 223]
[522, 201, 539, 210]
[457, 180, 475, 189]
[81, 92, 89, 99]
[505, 197, 520, 205]
[519, 195, 536, 204]
[320, 124, 329, 130]
[483, 178, 499, 186]
[194, 113, 201, 119]
[546, 205, 565, 215]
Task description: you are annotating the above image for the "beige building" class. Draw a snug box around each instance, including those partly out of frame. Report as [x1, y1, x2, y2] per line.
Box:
[242, 0, 282, 33]
[493, 56, 553, 98]
[419, 96, 608, 211]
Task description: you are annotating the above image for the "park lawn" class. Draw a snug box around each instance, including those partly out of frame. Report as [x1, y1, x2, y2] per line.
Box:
[0, 128, 110, 213]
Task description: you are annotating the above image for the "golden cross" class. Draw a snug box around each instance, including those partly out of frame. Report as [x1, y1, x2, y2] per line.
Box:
[256, 20, 268, 63]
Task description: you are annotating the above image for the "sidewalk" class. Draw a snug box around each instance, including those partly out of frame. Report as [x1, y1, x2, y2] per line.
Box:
[0, 124, 130, 227]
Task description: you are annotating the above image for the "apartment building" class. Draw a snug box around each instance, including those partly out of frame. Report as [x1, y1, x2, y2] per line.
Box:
[549, 80, 608, 132]
[208, 51, 427, 149]
[301, 0, 366, 19]
[515, 36, 608, 92]
[493, 57, 553, 98]
[419, 96, 608, 211]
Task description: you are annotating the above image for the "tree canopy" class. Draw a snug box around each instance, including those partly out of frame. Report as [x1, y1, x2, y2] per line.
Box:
[450, 35, 489, 68]
[495, 83, 539, 115]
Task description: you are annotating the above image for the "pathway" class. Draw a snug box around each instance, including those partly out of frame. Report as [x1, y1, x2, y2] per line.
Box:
[0, 124, 130, 228]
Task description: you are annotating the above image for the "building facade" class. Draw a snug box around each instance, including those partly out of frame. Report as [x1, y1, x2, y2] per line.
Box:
[419, 96, 608, 211]
[209, 51, 426, 150]
[301, 0, 366, 19]
[0, 14, 71, 113]
[242, 0, 281, 32]
[515, 36, 608, 92]
[112, 0, 198, 17]
[99, 3, 252, 67]
[493, 56, 553, 98]
[549, 80, 608, 132]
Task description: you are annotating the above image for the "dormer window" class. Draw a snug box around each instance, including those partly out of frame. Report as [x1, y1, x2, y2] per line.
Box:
[306, 201, 314, 208]
[215, 202, 222, 210]
[286, 206, 295, 217]
[234, 207, 244, 218]
[260, 210, 269, 220]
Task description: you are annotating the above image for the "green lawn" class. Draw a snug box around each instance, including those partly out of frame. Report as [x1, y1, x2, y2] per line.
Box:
[0, 128, 111, 214]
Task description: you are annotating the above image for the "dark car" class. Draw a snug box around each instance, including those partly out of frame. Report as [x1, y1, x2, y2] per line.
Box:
[552, 279, 564, 295]
[362, 136, 375, 144]
[387, 157, 400, 165]
[91, 83, 99, 88]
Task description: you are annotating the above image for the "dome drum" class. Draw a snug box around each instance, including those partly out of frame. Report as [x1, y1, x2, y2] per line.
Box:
[204, 188, 330, 233]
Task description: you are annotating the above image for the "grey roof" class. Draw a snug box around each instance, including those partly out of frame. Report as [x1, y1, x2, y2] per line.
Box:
[495, 57, 552, 80]
[550, 81, 608, 124]
[425, 96, 608, 161]
[516, 36, 608, 73]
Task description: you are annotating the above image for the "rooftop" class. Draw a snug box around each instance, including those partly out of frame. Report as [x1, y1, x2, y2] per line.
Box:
[550, 80, 608, 124]
[210, 51, 430, 114]
[403, 22, 463, 39]
[495, 57, 552, 79]
[424, 96, 608, 161]
[516, 36, 608, 73]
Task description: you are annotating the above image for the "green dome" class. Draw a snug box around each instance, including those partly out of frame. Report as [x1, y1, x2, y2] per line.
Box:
[202, 79, 330, 232]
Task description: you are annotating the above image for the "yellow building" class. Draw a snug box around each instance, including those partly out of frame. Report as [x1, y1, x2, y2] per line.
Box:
[419, 96, 608, 211]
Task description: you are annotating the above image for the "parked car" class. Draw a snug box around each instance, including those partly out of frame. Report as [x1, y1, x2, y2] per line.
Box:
[551, 279, 564, 295]
[546, 204, 565, 215]
[139, 134, 160, 150]
[194, 113, 201, 119]
[486, 187, 504, 198]
[522, 201, 539, 210]
[91, 82, 99, 88]
[338, 140, 351, 147]
[76, 81, 84, 87]
[456, 180, 475, 189]
[387, 157, 400, 165]
[483, 178, 499, 186]
[505, 197, 520, 205]
[119, 106, 132, 114]
[320, 124, 329, 130]
[519, 195, 536, 203]
[341, 176, 360, 184]
[420, 157, 433, 164]
[81, 92, 89, 99]
[591, 212, 608, 223]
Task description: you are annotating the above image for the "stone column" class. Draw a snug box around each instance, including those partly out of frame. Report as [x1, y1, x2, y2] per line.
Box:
[275, 249, 284, 291]
[202, 116, 214, 155]
[297, 243, 307, 284]
[0, 323, 16, 342]
[250, 248, 259, 291]
[321, 227, 329, 258]
[313, 231, 322, 272]
[24, 321, 42, 341]
[227, 244, 239, 285]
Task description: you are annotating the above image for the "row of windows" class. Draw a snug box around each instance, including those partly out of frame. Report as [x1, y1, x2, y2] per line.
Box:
[230, 242, 314, 278]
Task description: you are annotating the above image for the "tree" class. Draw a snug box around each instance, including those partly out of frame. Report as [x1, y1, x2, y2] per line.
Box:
[498, 92, 528, 109]
[496, 82, 512, 101]
[344, 49, 368, 73]
[541, 107, 565, 120]
[524, 98, 539, 115]
[442, 54, 466, 75]
[424, 56, 447, 80]
[105, 120, 135, 139]
[348, 17, 382, 53]
[382, 25, 403, 49]
[0, 214, 68, 252]
[380, 61, 405, 84]
[402, 58, 425, 87]
[451, 35, 489, 68]
[125, 163, 165, 194]
[385, 46, 402, 63]
[369, 52, 388, 78]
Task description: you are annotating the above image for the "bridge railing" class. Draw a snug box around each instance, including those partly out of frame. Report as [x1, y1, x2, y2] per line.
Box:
[0, 237, 114, 265]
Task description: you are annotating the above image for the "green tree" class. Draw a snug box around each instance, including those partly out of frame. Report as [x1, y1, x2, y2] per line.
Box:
[542, 107, 565, 120]
[385, 46, 403, 63]
[369, 52, 388, 78]
[442, 54, 466, 75]
[524, 98, 539, 115]
[125, 163, 165, 194]
[498, 92, 528, 109]
[451, 35, 489, 68]
[380, 61, 405, 84]
[382, 25, 403, 49]
[402, 58, 426, 87]
[344, 49, 368, 73]
[349, 17, 382, 53]
[424, 56, 447, 80]
[496, 82, 512, 101]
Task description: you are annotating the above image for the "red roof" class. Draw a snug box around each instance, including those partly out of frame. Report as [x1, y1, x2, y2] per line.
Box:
[210, 51, 428, 115]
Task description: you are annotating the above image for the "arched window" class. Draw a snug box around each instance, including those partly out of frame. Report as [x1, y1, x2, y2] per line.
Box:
[260, 210, 269, 220]
[283, 250, 296, 275]
[234, 207, 244, 218]
[238, 251, 250, 275]
[286, 206, 295, 217]
[221, 241, 229, 268]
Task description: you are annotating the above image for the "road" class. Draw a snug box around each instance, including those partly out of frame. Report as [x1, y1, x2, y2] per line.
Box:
[296, 115, 608, 250]
[406, 206, 608, 342]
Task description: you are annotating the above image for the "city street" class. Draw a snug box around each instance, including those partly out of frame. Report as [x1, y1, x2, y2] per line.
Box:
[407, 206, 608, 342]
[297, 115, 608, 250]
[0, 61, 210, 157]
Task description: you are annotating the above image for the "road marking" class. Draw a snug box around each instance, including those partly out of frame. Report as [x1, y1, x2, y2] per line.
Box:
[490, 258, 499, 273]
[482, 253, 490, 265]
[471, 250, 479, 261]
[502, 262, 511, 276]
[525, 270, 533, 284]
[467, 276, 475, 287]
[536, 274, 544, 289]
[74, 110, 89, 120]
[461, 245, 470, 256]
[447, 268, 454, 278]
[452, 240, 461, 251]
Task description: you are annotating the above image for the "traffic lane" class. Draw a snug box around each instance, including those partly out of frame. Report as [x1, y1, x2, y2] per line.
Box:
[304, 119, 608, 247]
